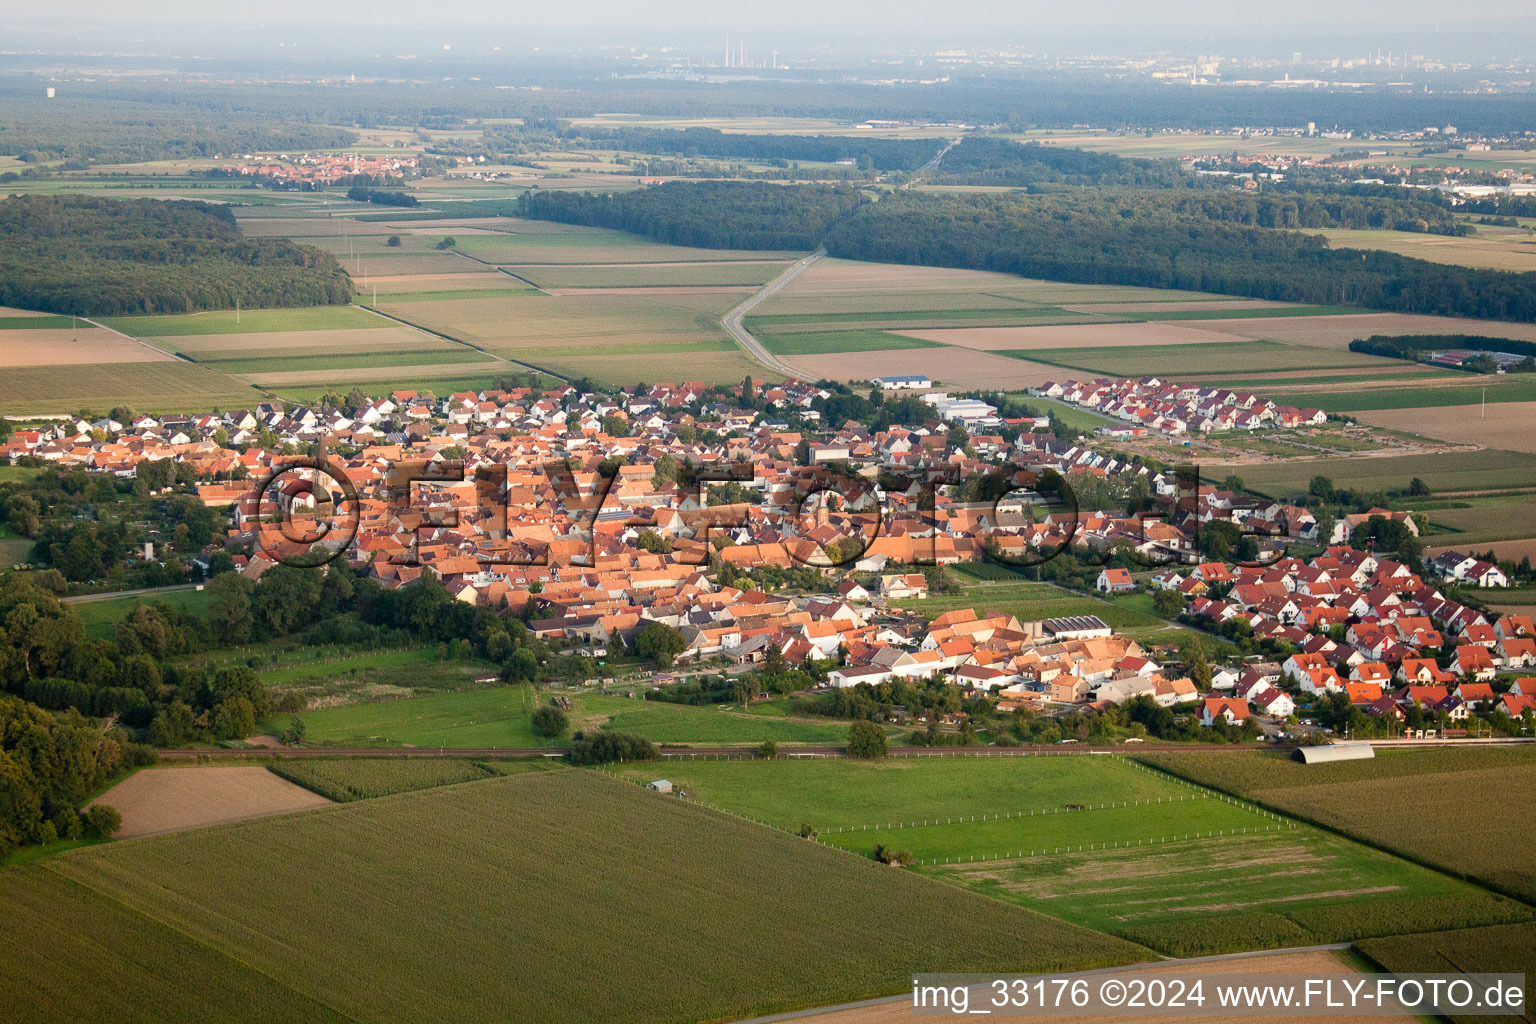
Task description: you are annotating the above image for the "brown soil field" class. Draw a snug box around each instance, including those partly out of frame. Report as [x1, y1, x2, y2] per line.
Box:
[545, 349, 778, 386]
[784, 347, 1064, 390]
[1426, 538, 1536, 561]
[368, 273, 531, 293]
[544, 285, 756, 297]
[903, 321, 1250, 351]
[1357, 403, 1536, 454]
[1180, 313, 1536, 349]
[244, 360, 508, 385]
[168, 327, 434, 355]
[90, 766, 332, 839]
[0, 306, 43, 317]
[0, 329, 173, 366]
[785, 950, 1407, 1024]
[1061, 299, 1291, 314]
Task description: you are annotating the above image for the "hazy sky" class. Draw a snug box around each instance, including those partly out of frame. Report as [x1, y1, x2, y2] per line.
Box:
[8, 0, 1536, 30]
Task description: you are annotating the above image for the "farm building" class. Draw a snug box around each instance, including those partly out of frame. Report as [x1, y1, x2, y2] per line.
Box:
[870, 374, 931, 390]
[646, 780, 674, 794]
[1292, 741, 1375, 764]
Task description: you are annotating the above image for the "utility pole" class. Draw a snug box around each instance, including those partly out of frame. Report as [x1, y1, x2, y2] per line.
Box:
[236, 297, 240, 324]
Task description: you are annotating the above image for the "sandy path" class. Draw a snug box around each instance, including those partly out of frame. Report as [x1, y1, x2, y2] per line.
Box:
[766, 949, 1411, 1024]
[91, 766, 332, 839]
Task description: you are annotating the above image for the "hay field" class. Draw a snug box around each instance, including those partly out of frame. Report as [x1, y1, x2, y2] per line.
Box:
[0, 362, 259, 416]
[1321, 226, 1536, 272]
[1358, 402, 1536, 454]
[1017, 339, 1399, 376]
[784, 347, 1063, 390]
[0, 327, 172, 366]
[46, 770, 1141, 1024]
[904, 321, 1251, 351]
[91, 766, 332, 839]
[450, 225, 801, 265]
[1178, 312, 1536, 349]
[245, 359, 509, 385]
[381, 291, 735, 353]
[367, 271, 528, 294]
[101, 306, 386, 337]
[509, 260, 788, 289]
[167, 325, 438, 356]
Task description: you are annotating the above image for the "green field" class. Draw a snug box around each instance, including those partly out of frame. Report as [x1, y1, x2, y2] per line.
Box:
[1008, 340, 1394, 377]
[758, 329, 945, 355]
[0, 869, 353, 1024]
[1266, 377, 1536, 412]
[0, 315, 78, 330]
[510, 262, 786, 288]
[607, 755, 1521, 957]
[70, 588, 210, 639]
[1209, 448, 1536, 498]
[268, 757, 549, 801]
[100, 306, 386, 337]
[1140, 747, 1536, 902]
[272, 682, 866, 748]
[0, 362, 260, 416]
[37, 771, 1143, 1024]
[196, 347, 487, 375]
[360, 287, 544, 302]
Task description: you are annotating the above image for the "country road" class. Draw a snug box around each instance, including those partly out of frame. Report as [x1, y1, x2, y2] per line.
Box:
[63, 583, 201, 605]
[721, 246, 826, 377]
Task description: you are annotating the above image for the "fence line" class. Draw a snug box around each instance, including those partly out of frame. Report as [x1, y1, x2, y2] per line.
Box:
[913, 822, 1296, 867]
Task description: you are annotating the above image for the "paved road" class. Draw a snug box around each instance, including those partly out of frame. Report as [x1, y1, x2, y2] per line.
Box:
[722, 247, 827, 377]
[63, 583, 201, 605]
[897, 135, 960, 191]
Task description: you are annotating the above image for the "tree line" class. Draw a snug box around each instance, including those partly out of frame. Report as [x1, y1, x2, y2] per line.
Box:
[558, 126, 944, 172]
[821, 190, 1536, 323]
[1349, 334, 1536, 371]
[517, 181, 862, 251]
[0, 195, 353, 316]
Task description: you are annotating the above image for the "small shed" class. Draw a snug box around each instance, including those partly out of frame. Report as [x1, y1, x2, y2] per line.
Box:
[1292, 741, 1374, 764]
[646, 780, 674, 794]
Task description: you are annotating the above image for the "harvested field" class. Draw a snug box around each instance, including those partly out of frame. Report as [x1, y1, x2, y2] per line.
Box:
[783, 347, 1064, 389]
[243, 359, 508, 385]
[90, 766, 332, 839]
[1060, 299, 1292, 314]
[544, 349, 776, 386]
[543, 285, 755, 297]
[1178, 312, 1536, 349]
[902, 321, 1250, 352]
[1426, 537, 1536, 561]
[508, 260, 788, 289]
[367, 272, 524, 293]
[355, 253, 476, 276]
[168, 326, 436, 356]
[1320, 227, 1536, 272]
[1014, 339, 1395, 376]
[785, 950, 1416, 1024]
[0, 328, 172, 366]
[1357, 402, 1536, 454]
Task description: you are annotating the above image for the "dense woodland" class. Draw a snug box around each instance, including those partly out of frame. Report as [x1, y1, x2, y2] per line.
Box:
[931, 137, 1193, 188]
[558, 126, 943, 171]
[517, 181, 863, 251]
[0, 195, 353, 315]
[0, 96, 356, 166]
[823, 191, 1536, 322]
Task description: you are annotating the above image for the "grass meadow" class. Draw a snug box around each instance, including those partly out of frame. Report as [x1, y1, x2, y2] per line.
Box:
[1209, 448, 1536, 498]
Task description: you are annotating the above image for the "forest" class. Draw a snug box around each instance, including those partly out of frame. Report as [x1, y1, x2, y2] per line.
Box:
[558, 126, 943, 171]
[823, 191, 1536, 322]
[517, 181, 863, 251]
[0, 195, 353, 315]
[0, 95, 357, 165]
[930, 137, 1193, 188]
